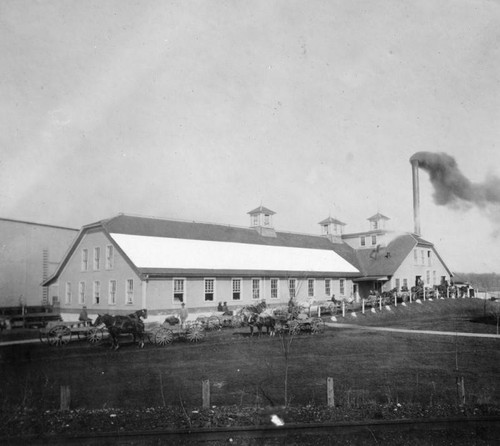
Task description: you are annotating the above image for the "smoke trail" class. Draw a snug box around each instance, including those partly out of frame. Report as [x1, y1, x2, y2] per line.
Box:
[410, 151, 500, 208]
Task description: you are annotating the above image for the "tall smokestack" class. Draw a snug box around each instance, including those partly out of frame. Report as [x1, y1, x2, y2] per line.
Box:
[411, 158, 421, 235]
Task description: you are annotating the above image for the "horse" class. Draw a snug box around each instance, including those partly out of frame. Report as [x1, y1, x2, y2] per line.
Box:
[94, 310, 147, 350]
[238, 304, 275, 336]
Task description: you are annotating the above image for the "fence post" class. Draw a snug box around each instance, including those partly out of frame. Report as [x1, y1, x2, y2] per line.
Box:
[202, 379, 210, 409]
[327, 377, 335, 407]
[379, 296, 382, 311]
[342, 301, 345, 317]
[456, 376, 465, 406]
[60, 385, 71, 411]
[362, 299, 365, 314]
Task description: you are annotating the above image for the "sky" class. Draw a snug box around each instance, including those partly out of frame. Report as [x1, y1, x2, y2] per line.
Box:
[1, 0, 500, 274]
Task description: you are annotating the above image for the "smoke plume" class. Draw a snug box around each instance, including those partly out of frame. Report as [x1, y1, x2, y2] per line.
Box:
[410, 151, 500, 208]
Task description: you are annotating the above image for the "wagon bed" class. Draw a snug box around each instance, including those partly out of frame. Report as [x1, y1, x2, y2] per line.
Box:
[39, 320, 104, 346]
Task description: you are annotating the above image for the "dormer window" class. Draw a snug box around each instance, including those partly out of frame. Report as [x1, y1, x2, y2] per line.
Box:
[322, 224, 329, 235]
[264, 214, 270, 226]
[360, 236, 366, 247]
[252, 214, 259, 226]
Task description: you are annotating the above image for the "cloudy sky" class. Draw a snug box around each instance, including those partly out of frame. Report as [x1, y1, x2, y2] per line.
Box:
[1, 0, 499, 274]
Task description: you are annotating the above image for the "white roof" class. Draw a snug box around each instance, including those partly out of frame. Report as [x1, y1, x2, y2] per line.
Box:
[110, 233, 359, 273]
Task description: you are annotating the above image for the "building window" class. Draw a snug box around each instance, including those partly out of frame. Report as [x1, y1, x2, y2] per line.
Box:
[65, 282, 72, 304]
[93, 281, 100, 304]
[252, 279, 260, 300]
[414, 249, 418, 264]
[106, 245, 114, 270]
[94, 247, 101, 270]
[288, 278, 296, 298]
[395, 278, 400, 290]
[78, 281, 85, 304]
[426, 270, 430, 285]
[264, 214, 270, 225]
[232, 279, 241, 300]
[271, 278, 279, 299]
[126, 279, 134, 304]
[205, 278, 215, 301]
[251, 214, 259, 226]
[433, 271, 436, 286]
[81, 249, 88, 271]
[421, 250, 425, 265]
[308, 279, 314, 297]
[109, 280, 117, 305]
[173, 278, 185, 303]
[322, 224, 329, 235]
[371, 235, 377, 245]
[403, 278, 408, 289]
[360, 236, 366, 247]
[427, 250, 432, 266]
[325, 279, 331, 296]
[340, 279, 345, 295]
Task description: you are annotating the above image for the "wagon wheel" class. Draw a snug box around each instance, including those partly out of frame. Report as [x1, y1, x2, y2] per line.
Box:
[186, 323, 205, 342]
[155, 327, 174, 346]
[47, 325, 71, 346]
[87, 327, 104, 344]
[311, 317, 325, 334]
[207, 315, 221, 331]
[231, 314, 244, 328]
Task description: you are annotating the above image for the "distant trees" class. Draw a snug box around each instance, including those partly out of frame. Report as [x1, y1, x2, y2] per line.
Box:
[454, 273, 500, 291]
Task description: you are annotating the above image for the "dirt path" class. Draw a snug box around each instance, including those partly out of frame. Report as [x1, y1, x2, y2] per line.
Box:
[326, 322, 500, 338]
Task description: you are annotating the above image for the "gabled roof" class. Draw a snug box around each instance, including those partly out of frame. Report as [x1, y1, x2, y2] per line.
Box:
[318, 217, 346, 226]
[43, 214, 361, 284]
[367, 213, 390, 221]
[247, 206, 276, 215]
[354, 233, 452, 278]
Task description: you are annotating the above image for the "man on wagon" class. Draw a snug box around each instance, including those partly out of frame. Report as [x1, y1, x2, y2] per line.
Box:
[179, 302, 189, 328]
[78, 306, 92, 325]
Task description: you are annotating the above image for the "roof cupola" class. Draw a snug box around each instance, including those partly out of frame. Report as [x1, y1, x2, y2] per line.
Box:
[318, 216, 346, 243]
[248, 205, 277, 237]
[367, 213, 390, 231]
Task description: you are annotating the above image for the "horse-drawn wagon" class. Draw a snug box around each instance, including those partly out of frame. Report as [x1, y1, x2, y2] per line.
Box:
[273, 309, 325, 335]
[145, 315, 206, 345]
[38, 320, 104, 346]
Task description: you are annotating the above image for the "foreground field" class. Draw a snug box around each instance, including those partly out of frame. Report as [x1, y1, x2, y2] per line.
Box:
[0, 298, 499, 440]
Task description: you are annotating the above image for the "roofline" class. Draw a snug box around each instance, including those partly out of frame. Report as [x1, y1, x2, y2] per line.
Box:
[142, 268, 360, 279]
[342, 229, 388, 238]
[0, 217, 78, 232]
[42, 222, 144, 286]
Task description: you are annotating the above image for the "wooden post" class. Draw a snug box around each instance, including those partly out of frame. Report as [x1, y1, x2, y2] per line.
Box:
[327, 377, 335, 407]
[456, 376, 465, 406]
[362, 299, 365, 314]
[379, 296, 382, 311]
[342, 301, 345, 317]
[394, 292, 397, 307]
[318, 305, 321, 317]
[202, 379, 210, 409]
[60, 385, 71, 411]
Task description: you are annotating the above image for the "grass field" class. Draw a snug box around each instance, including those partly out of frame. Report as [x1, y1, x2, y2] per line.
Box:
[1, 298, 499, 415]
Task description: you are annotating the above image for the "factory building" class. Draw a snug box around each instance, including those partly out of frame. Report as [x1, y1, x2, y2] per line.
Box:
[0, 218, 78, 307]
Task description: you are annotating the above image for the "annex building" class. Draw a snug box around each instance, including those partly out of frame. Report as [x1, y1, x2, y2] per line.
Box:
[0, 217, 78, 307]
[42, 207, 453, 318]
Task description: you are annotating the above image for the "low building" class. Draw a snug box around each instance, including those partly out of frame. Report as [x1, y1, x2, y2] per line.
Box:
[0, 217, 78, 307]
[43, 208, 361, 318]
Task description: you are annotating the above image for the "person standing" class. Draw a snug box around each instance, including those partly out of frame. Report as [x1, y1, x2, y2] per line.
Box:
[179, 302, 189, 328]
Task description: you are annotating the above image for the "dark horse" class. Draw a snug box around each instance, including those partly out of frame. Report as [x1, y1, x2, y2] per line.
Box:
[238, 302, 275, 336]
[94, 309, 147, 350]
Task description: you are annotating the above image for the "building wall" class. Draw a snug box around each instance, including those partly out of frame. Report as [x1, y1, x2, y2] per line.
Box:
[389, 246, 450, 291]
[55, 230, 143, 315]
[146, 276, 354, 314]
[0, 219, 78, 307]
